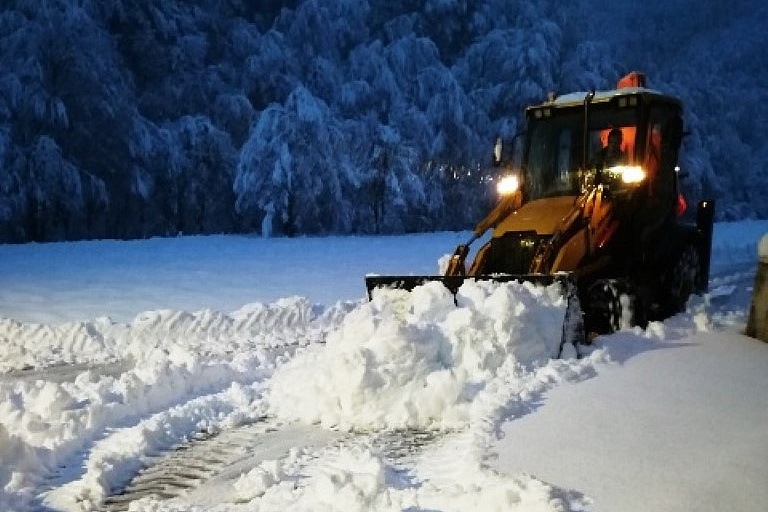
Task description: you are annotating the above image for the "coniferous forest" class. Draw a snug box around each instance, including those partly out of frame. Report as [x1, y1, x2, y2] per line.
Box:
[1, 0, 766, 243]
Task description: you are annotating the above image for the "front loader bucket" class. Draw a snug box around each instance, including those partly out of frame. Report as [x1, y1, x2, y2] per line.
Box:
[366, 273, 566, 298]
[365, 273, 585, 357]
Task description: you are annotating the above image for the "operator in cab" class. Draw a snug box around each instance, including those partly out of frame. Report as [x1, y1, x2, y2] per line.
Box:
[594, 128, 628, 169]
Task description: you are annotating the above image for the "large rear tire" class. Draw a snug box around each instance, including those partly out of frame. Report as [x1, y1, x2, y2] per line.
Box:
[583, 279, 638, 338]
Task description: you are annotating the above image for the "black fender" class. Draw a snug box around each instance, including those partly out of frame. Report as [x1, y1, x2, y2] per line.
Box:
[695, 200, 715, 294]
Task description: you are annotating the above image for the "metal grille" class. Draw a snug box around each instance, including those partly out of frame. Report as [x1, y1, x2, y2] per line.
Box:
[483, 231, 548, 275]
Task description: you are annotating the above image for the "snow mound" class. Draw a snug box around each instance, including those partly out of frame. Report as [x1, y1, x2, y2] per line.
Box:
[0, 297, 353, 372]
[268, 279, 568, 430]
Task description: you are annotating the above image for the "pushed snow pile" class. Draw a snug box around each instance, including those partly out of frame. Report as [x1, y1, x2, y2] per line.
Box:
[268, 279, 567, 430]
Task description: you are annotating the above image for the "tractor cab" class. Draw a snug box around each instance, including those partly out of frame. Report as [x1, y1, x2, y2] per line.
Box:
[518, 78, 684, 223]
[474, 74, 695, 283]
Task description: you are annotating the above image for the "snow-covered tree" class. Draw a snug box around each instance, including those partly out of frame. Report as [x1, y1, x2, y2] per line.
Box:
[235, 86, 348, 236]
[1, 0, 766, 242]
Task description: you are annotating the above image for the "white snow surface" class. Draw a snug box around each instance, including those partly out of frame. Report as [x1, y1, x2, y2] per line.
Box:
[0, 222, 767, 512]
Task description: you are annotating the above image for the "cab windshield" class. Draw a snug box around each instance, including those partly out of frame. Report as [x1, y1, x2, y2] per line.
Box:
[523, 107, 638, 200]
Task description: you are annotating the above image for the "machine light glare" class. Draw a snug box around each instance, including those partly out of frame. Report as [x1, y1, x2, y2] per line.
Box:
[608, 165, 646, 184]
[497, 175, 520, 195]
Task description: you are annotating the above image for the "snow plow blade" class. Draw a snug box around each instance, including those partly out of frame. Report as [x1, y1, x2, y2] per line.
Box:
[365, 273, 584, 357]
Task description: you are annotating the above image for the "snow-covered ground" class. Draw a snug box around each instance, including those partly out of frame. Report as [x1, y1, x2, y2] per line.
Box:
[1, 220, 767, 512]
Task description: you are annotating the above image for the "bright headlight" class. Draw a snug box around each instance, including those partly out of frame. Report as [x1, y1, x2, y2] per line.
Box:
[496, 175, 520, 195]
[608, 165, 646, 184]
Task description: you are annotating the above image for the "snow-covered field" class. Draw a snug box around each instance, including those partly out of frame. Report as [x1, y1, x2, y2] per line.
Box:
[1, 221, 767, 512]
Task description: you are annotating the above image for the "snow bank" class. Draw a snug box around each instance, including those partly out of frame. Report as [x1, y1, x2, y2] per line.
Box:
[0, 297, 350, 372]
[268, 280, 570, 430]
[0, 297, 344, 467]
[0, 298, 351, 511]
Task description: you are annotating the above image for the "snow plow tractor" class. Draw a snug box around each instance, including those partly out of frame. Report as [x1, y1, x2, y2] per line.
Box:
[366, 72, 715, 354]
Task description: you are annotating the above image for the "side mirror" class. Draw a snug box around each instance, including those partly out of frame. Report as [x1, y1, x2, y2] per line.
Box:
[493, 137, 503, 167]
[492, 131, 526, 168]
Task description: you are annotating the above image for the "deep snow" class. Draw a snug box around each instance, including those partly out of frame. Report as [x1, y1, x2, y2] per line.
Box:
[1, 220, 767, 512]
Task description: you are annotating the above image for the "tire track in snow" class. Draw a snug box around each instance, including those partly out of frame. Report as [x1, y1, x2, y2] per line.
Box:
[100, 419, 295, 511]
[98, 421, 445, 511]
[22, 300, 356, 512]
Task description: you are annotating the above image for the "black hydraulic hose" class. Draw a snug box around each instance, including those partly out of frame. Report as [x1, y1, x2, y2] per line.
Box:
[582, 91, 595, 171]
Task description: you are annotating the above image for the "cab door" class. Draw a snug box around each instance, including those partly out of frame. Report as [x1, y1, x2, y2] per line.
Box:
[638, 105, 683, 257]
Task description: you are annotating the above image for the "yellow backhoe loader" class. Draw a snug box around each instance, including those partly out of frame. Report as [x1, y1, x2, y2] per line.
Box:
[366, 72, 715, 354]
